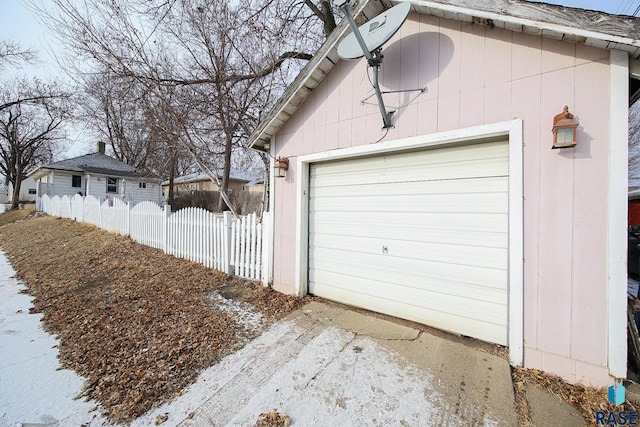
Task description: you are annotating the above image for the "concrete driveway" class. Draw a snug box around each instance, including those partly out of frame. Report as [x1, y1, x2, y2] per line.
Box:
[134, 302, 517, 426]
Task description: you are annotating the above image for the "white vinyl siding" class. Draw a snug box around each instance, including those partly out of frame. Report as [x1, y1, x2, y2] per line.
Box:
[308, 140, 509, 345]
[125, 181, 162, 205]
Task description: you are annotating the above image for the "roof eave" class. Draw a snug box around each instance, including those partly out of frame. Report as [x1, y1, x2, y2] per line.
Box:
[246, 0, 382, 150]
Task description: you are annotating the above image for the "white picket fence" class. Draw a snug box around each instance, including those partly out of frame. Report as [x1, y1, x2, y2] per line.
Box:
[38, 194, 269, 282]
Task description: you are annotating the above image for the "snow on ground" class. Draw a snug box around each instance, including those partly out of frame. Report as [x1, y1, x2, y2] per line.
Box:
[0, 248, 111, 427]
[209, 292, 266, 343]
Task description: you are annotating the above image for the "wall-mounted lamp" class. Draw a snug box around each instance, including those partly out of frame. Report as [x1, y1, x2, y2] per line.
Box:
[552, 105, 579, 149]
[274, 157, 289, 178]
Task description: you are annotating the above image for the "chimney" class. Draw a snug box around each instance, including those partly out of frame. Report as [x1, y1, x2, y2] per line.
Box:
[97, 141, 106, 154]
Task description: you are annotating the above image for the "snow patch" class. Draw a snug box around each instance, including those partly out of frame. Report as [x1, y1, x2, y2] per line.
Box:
[209, 292, 266, 341]
[0, 249, 111, 427]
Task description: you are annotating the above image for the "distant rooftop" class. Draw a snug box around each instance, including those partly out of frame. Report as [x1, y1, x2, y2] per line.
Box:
[28, 151, 148, 181]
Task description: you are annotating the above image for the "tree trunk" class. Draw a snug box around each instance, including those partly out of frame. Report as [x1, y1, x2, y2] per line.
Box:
[216, 134, 233, 212]
[320, 1, 337, 36]
[168, 154, 175, 206]
[10, 173, 22, 210]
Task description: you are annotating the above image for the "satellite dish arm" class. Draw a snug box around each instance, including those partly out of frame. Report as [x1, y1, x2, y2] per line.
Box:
[370, 56, 393, 129]
[336, 1, 373, 62]
[335, 0, 394, 129]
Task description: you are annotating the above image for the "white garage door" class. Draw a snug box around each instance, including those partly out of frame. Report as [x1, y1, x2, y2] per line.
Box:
[308, 140, 509, 345]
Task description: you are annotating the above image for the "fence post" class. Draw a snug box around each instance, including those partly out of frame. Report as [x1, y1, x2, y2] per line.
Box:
[223, 211, 233, 276]
[163, 204, 171, 253]
[98, 198, 103, 229]
[261, 211, 271, 286]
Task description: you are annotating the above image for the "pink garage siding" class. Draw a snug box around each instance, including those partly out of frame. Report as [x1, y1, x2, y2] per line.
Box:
[272, 14, 613, 385]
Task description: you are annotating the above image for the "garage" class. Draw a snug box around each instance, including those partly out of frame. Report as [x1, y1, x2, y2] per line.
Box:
[308, 140, 510, 345]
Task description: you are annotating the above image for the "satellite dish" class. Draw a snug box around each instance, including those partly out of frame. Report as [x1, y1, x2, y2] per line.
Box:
[337, 2, 411, 60]
[333, 1, 421, 129]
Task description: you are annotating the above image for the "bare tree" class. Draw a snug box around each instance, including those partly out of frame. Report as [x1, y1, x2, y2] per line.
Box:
[81, 73, 154, 168]
[34, 0, 339, 214]
[0, 40, 37, 71]
[0, 79, 71, 209]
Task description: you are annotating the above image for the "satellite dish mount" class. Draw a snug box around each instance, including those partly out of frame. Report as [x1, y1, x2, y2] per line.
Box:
[335, 1, 422, 130]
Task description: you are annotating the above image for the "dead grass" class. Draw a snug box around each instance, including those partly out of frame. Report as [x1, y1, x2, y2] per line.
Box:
[0, 212, 307, 423]
[512, 367, 618, 426]
[0, 204, 34, 227]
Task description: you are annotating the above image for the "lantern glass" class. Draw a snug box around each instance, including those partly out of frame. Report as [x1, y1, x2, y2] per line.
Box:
[556, 127, 574, 144]
[274, 166, 286, 178]
[552, 106, 578, 149]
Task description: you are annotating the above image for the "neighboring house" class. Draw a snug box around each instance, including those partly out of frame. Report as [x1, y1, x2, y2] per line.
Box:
[244, 179, 265, 195]
[6, 175, 38, 203]
[246, 0, 638, 387]
[161, 171, 250, 201]
[29, 142, 163, 205]
[0, 184, 8, 204]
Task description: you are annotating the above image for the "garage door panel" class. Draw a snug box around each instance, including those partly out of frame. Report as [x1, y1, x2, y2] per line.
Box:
[311, 280, 508, 345]
[310, 192, 509, 214]
[310, 234, 508, 269]
[312, 141, 508, 178]
[312, 158, 508, 188]
[311, 211, 508, 234]
[308, 254, 508, 299]
[309, 224, 508, 248]
[309, 249, 507, 291]
[308, 140, 509, 345]
[310, 176, 508, 199]
[310, 271, 507, 326]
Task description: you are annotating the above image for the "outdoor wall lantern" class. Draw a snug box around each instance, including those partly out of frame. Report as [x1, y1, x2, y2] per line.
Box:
[552, 105, 579, 149]
[274, 157, 289, 178]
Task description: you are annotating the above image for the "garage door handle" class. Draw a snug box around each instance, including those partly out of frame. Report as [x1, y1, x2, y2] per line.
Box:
[382, 245, 388, 254]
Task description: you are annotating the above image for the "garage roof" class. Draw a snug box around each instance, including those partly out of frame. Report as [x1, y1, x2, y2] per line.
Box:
[246, 0, 640, 151]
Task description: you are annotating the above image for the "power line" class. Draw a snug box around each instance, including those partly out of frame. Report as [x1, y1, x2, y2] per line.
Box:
[617, 0, 634, 14]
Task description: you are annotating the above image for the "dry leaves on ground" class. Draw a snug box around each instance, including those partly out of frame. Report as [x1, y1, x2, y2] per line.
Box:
[0, 214, 307, 423]
[255, 410, 291, 427]
[512, 367, 617, 425]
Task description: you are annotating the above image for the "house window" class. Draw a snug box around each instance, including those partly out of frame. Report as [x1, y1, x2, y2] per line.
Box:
[106, 177, 118, 193]
[139, 182, 146, 189]
[28, 188, 36, 194]
[72, 175, 82, 188]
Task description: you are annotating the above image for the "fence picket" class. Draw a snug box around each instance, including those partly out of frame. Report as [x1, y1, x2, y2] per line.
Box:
[82, 195, 101, 227]
[250, 213, 257, 279]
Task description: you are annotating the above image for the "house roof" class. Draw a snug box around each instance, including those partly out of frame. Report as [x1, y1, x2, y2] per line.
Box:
[29, 152, 141, 180]
[161, 171, 252, 186]
[246, 0, 640, 150]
